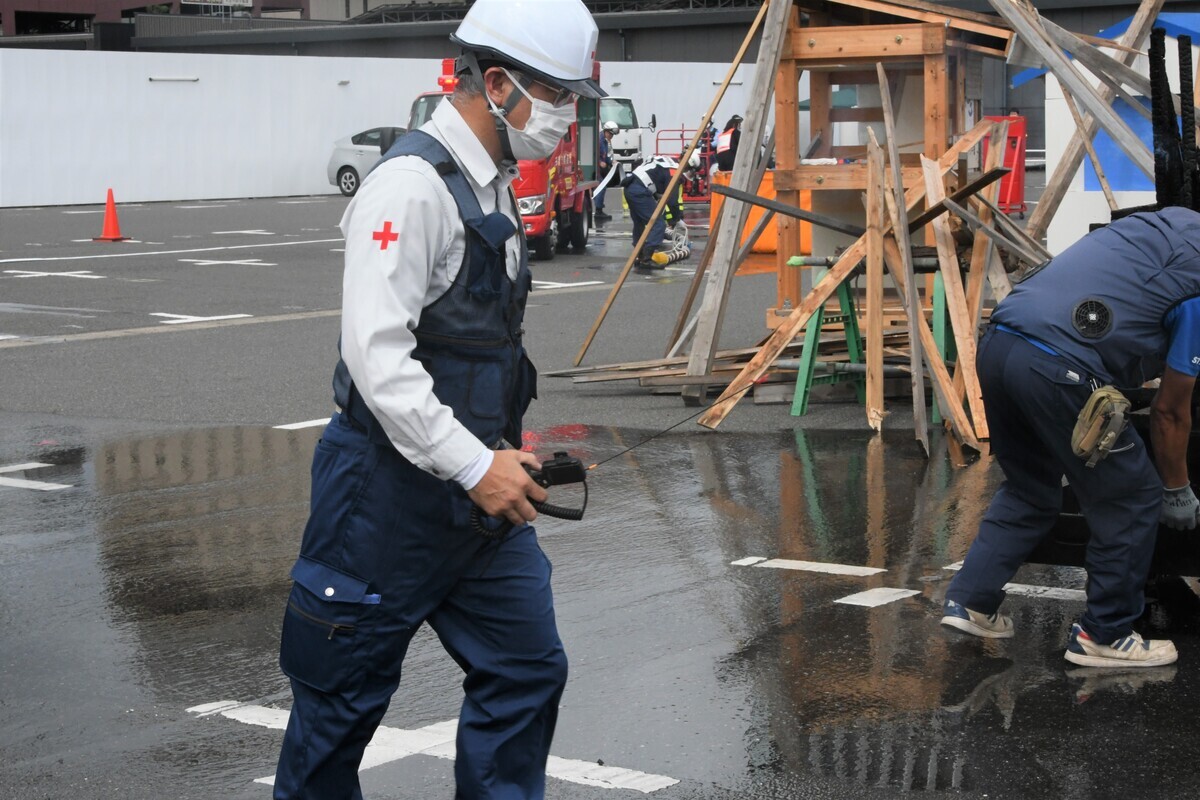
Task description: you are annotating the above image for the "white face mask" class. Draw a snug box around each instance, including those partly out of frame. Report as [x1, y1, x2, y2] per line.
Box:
[490, 69, 576, 161]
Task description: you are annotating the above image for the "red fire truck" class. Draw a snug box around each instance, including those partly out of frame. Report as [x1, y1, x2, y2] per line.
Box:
[407, 59, 600, 260]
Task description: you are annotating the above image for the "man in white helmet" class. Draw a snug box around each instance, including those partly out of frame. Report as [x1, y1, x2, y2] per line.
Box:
[272, 1, 603, 797]
[594, 119, 620, 223]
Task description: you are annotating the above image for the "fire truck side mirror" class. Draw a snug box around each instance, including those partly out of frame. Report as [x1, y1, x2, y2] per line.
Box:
[649, 114, 657, 131]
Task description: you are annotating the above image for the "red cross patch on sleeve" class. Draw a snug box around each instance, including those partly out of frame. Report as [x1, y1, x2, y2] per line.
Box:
[372, 221, 399, 250]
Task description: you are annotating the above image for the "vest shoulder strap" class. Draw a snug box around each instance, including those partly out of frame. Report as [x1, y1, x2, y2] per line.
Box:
[377, 130, 485, 223]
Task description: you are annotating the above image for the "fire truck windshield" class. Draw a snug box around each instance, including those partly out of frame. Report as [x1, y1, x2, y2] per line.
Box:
[408, 94, 448, 133]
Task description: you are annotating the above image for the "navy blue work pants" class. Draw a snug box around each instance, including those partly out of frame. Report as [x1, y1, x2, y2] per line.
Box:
[273, 413, 567, 799]
[624, 182, 665, 254]
[945, 327, 1161, 644]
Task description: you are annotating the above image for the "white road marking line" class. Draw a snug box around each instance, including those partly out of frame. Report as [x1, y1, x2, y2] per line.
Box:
[179, 258, 277, 267]
[0, 462, 71, 491]
[0, 238, 342, 265]
[4, 270, 104, 279]
[280, 200, 328, 204]
[835, 587, 921, 607]
[151, 312, 253, 325]
[176, 204, 227, 209]
[213, 229, 273, 235]
[744, 558, 886, 577]
[331, 248, 345, 252]
[1001, 583, 1087, 602]
[274, 418, 330, 430]
[532, 280, 604, 289]
[730, 556, 767, 566]
[0, 334, 17, 340]
[62, 209, 106, 215]
[188, 702, 679, 793]
[942, 563, 1086, 601]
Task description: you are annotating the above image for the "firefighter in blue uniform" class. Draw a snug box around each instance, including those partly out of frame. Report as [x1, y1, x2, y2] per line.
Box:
[271, 1, 605, 797]
[942, 207, 1200, 668]
[622, 153, 699, 269]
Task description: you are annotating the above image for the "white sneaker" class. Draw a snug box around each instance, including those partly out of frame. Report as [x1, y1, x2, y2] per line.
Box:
[1064, 623, 1178, 668]
[940, 598, 1015, 639]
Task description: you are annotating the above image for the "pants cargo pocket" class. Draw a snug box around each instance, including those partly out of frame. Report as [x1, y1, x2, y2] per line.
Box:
[279, 556, 380, 693]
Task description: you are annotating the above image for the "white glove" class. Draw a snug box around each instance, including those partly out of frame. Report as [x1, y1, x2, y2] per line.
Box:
[1161, 485, 1200, 530]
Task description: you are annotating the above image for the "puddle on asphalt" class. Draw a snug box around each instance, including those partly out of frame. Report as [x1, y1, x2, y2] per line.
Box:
[3, 422, 1195, 796]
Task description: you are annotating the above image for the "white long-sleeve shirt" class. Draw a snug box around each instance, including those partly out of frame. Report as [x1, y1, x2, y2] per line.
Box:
[338, 99, 523, 489]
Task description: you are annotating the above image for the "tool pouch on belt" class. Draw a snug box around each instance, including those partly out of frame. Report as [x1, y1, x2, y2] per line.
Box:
[1071, 385, 1131, 468]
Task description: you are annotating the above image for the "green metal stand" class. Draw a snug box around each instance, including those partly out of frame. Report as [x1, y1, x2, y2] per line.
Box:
[791, 268, 866, 416]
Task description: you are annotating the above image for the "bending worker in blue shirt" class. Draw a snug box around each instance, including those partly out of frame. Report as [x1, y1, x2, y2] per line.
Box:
[942, 207, 1200, 668]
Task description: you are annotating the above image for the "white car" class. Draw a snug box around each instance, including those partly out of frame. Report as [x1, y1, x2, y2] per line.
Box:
[327, 126, 406, 197]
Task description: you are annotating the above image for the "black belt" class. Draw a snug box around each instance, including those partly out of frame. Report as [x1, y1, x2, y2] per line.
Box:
[340, 385, 377, 435]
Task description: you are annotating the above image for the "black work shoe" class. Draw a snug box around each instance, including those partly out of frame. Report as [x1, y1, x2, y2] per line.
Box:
[594, 210, 612, 222]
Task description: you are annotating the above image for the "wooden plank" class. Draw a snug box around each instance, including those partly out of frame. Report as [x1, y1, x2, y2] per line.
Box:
[921, 154, 988, 439]
[1040, 16, 1152, 97]
[572, 0, 772, 367]
[988, 0, 1152, 178]
[821, 0, 1014, 30]
[954, 121, 1005, 405]
[808, 70, 832, 158]
[683, 0, 795, 402]
[1060, 90, 1119, 211]
[831, 107, 885, 122]
[970, 194, 1053, 262]
[943, 197, 1042, 266]
[821, 0, 1012, 41]
[880, 236, 981, 450]
[865, 134, 887, 432]
[786, 23, 947, 61]
[697, 118, 996, 430]
[822, 67, 923, 84]
[924, 46, 949, 162]
[906, 166, 1009, 230]
[775, 18, 804, 317]
[878, 63, 928, 453]
[1025, 0, 1164, 240]
[774, 164, 925, 191]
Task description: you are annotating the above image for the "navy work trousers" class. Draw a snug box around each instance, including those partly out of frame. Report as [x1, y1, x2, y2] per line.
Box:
[273, 413, 568, 799]
[945, 327, 1161, 644]
[623, 182, 666, 254]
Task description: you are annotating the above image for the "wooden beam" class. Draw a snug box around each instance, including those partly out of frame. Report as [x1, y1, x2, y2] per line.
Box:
[697, 118, 996, 430]
[830, 107, 885, 122]
[924, 45, 950, 162]
[572, 0, 771, 366]
[921, 154, 988, 440]
[1040, 16, 1153, 97]
[808, 70, 832, 158]
[682, 0, 794, 402]
[879, 63, 928, 453]
[821, 0, 1013, 40]
[906, 165, 1010, 230]
[786, 23, 949, 62]
[988, 0, 1153, 178]
[865, 134, 887, 432]
[954, 120, 1005, 405]
[1025, 0, 1164, 240]
[943, 197, 1043, 266]
[821, 67, 922, 85]
[774, 164, 925, 191]
[880, 235, 982, 451]
[775, 15, 804, 318]
[970, 193, 1053, 262]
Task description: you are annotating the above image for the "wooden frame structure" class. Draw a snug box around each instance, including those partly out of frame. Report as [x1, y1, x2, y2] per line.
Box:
[772, 1, 1012, 321]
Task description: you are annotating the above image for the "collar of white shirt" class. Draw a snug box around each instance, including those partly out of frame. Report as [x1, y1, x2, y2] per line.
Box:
[429, 99, 519, 190]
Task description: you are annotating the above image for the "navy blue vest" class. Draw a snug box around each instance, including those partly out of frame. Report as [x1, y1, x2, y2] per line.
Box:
[333, 130, 535, 450]
[993, 207, 1200, 388]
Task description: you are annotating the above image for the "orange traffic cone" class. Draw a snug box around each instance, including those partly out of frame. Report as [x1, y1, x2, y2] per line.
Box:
[93, 188, 130, 242]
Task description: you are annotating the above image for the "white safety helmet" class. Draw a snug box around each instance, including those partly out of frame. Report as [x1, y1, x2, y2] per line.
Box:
[451, 0, 606, 99]
[603, 120, 620, 133]
[684, 152, 701, 170]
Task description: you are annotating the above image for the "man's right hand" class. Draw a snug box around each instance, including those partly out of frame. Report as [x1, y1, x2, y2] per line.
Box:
[1161, 484, 1200, 530]
[467, 449, 548, 527]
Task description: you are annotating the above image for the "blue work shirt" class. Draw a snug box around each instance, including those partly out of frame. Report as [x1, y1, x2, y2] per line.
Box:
[1163, 296, 1200, 376]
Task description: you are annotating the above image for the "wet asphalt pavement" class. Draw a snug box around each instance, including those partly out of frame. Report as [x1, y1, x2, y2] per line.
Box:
[3, 195, 1200, 799]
